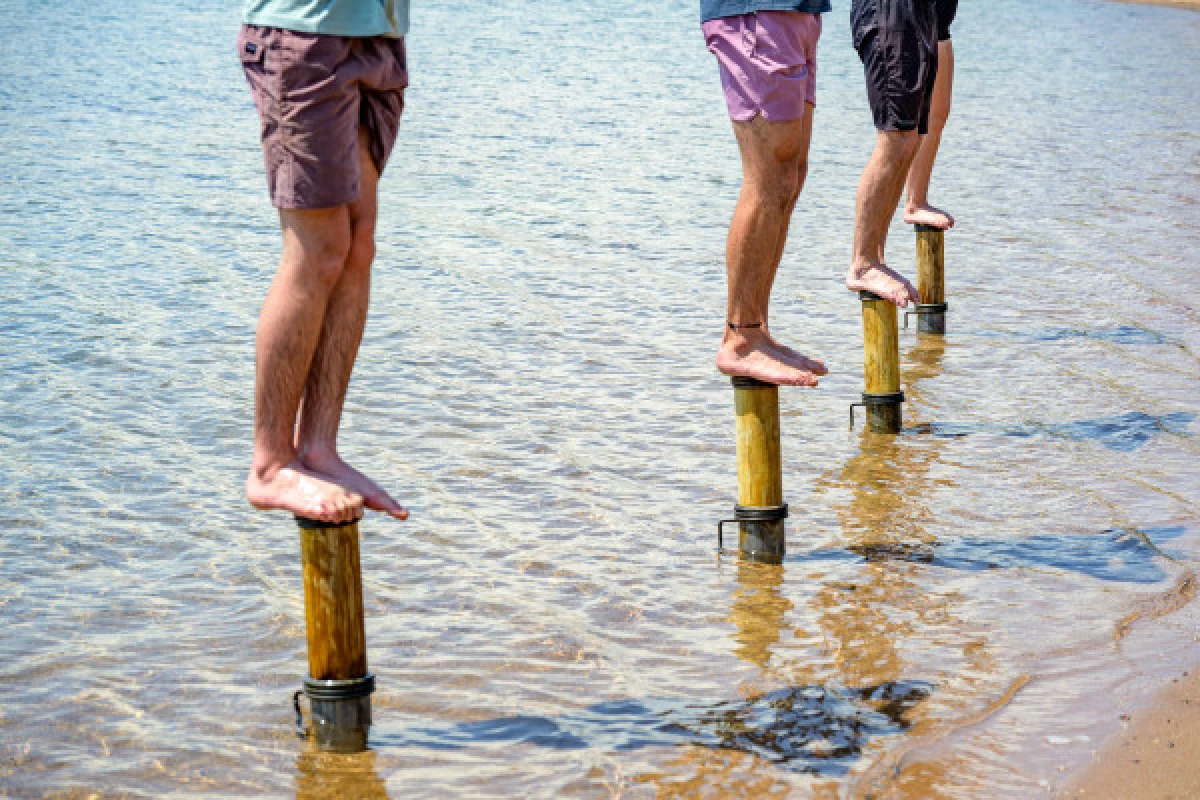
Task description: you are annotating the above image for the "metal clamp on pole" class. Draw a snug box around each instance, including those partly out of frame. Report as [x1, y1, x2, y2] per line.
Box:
[298, 674, 376, 753]
[849, 391, 906, 430]
[718, 503, 789, 551]
[903, 303, 949, 330]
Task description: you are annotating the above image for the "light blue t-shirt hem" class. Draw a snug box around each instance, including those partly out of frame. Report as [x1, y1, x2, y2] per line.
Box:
[244, 11, 406, 37]
[243, 1, 409, 38]
[701, 1, 832, 23]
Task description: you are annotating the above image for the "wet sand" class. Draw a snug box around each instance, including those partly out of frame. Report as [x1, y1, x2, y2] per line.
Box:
[1064, 669, 1200, 799]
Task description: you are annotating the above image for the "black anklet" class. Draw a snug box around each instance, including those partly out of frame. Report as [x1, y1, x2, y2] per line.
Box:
[728, 321, 763, 331]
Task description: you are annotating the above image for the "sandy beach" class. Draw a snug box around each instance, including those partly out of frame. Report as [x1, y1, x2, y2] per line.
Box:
[1064, 669, 1200, 799]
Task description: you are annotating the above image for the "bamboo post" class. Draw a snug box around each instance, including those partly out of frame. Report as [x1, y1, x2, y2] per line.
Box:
[856, 292, 904, 433]
[723, 376, 788, 564]
[913, 224, 947, 334]
[297, 517, 374, 753]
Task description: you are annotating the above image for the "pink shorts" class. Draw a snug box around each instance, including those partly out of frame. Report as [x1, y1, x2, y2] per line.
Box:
[703, 12, 822, 123]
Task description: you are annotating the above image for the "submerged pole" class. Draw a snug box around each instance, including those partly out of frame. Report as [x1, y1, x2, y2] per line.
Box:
[856, 292, 904, 434]
[724, 376, 788, 564]
[297, 517, 374, 753]
[912, 224, 947, 334]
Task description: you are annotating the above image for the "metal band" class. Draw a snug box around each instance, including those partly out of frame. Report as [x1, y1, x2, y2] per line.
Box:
[860, 391, 905, 406]
[294, 516, 361, 530]
[730, 375, 777, 389]
[718, 505, 789, 550]
[303, 674, 376, 701]
[733, 504, 789, 521]
[913, 224, 946, 233]
[914, 303, 948, 314]
[858, 290, 885, 302]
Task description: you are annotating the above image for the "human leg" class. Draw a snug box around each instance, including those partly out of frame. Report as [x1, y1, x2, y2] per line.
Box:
[847, 0, 937, 307]
[717, 110, 828, 387]
[295, 130, 408, 521]
[246, 206, 365, 523]
[704, 12, 828, 385]
[846, 130, 921, 306]
[904, 39, 955, 229]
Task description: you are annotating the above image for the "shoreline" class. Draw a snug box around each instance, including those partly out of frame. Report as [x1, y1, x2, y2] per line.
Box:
[1062, 668, 1200, 799]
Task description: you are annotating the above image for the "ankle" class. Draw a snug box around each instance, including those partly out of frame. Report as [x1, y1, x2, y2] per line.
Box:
[249, 454, 295, 483]
[296, 443, 339, 466]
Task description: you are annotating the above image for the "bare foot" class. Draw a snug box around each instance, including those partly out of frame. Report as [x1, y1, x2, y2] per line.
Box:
[300, 449, 409, 521]
[764, 331, 830, 378]
[904, 203, 955, 229]
[846, 260, 919, 308]
[246, 460, 364, 524]
[716, 330, 824, 387]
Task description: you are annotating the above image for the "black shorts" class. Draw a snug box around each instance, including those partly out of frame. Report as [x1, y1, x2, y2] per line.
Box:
[851, 0, 939, 134]
[936, 0, 958, 41]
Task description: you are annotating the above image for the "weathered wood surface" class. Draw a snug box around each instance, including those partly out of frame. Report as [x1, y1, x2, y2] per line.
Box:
[861, 297, 900, 395]
[301, 523, 368, 681]
[916, 228, 945, 306]
[734, 384, 783, 508]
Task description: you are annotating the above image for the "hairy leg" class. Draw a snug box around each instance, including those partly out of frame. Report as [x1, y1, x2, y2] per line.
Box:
[905, 39, 955, 229]
[296, 130, 408, 521]
[246, 205, 364, 523]
[846, 130, 922, 308]
[716, 109, 828, 387]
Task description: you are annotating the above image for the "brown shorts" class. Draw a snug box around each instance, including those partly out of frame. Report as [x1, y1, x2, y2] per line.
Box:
[238, 25, 408, 210]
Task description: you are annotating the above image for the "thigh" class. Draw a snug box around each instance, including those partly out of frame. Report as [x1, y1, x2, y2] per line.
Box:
[733, 104, 814, 185]
[348, 129, 379, 237]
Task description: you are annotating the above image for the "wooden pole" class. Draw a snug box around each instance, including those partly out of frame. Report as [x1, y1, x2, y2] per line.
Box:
[731, 377, 786, 564]
[301, 521, 368, 680]
[914, 224, 947, 334]
[860, 292, 904, 433]
[298, 518, 374, 753]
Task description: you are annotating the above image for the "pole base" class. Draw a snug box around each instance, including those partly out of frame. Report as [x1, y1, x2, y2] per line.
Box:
[739, 519, 786, 565]
[850, 391, 905, 434]
[904, 303, 949, 335]
[719, 505, 788, 565]
[302, 674, 375, 753]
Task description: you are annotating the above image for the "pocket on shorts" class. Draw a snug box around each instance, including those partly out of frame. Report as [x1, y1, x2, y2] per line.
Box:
[238, 26, 277, 111]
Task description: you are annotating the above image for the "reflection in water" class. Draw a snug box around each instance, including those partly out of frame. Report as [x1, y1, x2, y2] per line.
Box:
[295, 748, 390, 800]
[728, 563, 792, 669]
[808, 335, 977, 796]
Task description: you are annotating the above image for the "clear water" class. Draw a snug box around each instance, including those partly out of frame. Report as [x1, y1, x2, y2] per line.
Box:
[2, 0, 1198, 797]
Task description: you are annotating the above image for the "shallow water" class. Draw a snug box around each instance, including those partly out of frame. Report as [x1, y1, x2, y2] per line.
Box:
[1, 0, 1198, 797]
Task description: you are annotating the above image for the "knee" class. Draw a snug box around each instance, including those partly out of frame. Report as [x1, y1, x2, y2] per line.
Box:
[343, 226, 376, 277]
[928, 102, 952, 132]
[794, 157, 809, 195]
[301, 228, 354, 290]
[749, 163, 803, 212]
[879, 130, 921, 162]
